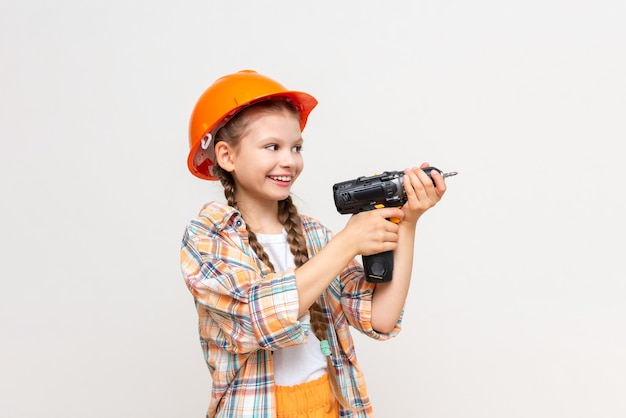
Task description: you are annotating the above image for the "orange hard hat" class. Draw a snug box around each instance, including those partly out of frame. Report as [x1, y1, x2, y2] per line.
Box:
[187, 70, 318, 180]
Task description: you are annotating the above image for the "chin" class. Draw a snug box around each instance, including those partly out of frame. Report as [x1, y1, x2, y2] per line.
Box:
[271, 189, 292, 201]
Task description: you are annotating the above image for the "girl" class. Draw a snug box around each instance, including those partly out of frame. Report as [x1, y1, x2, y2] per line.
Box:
[180, 70, 447, 417]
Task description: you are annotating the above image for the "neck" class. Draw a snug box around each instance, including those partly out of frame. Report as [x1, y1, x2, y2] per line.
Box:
[236, 199, 283, 234]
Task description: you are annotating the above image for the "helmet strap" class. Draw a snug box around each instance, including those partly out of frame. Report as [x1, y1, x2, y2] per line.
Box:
[201, 133, 212, 150]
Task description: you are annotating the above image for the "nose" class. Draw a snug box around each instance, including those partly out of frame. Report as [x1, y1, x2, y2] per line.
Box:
[279, 148, 298, 167]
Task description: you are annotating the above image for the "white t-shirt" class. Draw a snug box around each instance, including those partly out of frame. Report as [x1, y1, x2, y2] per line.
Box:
[256, 230, 327, 386]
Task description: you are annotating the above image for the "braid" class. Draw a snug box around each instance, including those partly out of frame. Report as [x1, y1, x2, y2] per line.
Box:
[247, 228, 275, 272]
[215, 164, 275, 271]
[215, 164, 236, 209]
[278, 198, 359, 412]
[278, 198, 308, 268]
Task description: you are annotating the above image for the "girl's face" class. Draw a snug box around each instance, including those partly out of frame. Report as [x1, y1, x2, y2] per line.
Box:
[228, 110, 304, 206]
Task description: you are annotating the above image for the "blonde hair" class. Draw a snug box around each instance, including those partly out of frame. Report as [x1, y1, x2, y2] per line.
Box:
[213, 100, 359, 411]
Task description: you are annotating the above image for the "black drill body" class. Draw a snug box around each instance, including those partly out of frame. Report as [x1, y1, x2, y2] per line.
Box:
[333, 170, 407, 283]
[333, 171, 407, 215]
[332, 167, 443, 283]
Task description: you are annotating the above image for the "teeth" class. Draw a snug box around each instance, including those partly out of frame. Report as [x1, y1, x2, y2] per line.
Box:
[271, 176, 292, 182]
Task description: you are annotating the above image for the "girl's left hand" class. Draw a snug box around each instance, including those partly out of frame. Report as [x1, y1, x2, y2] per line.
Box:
[401, 162, 447, 224]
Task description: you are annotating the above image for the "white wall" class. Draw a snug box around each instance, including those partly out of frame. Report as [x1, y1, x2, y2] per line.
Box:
[1, 1, 625, 416]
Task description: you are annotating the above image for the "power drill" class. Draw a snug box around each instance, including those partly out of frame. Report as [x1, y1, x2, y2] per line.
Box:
[332, 167, 457, 283]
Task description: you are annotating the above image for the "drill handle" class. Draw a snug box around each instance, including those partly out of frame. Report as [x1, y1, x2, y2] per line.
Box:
[363, 250, 394, 283]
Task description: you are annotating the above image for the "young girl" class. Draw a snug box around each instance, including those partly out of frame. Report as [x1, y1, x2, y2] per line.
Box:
[180, 70, 448, 417]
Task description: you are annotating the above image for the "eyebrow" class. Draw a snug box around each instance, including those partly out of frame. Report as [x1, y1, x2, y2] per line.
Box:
[259, 136, 304, 144]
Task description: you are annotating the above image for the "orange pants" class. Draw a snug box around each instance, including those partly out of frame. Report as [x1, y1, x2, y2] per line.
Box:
[275, 373, 339, 418]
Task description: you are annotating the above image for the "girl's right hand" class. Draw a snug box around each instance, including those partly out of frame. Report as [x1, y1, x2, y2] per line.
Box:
[340, 207, 405, 257]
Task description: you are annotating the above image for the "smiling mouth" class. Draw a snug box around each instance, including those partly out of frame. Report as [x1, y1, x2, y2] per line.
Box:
[269, 175, 292, 182]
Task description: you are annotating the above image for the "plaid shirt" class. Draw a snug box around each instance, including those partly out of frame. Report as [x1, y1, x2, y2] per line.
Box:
[180, 202, 402, 417]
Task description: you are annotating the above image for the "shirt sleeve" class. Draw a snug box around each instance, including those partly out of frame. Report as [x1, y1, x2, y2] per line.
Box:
[339, 258, 403, 340]
[180, 217, 307, 354]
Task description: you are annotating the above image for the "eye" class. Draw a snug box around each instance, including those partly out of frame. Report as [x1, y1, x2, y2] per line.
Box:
[265, 144, 278, 151]
[293, 144, 303, 153]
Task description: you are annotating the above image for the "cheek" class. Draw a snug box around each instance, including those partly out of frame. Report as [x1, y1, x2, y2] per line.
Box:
[296, 155, 304, 173]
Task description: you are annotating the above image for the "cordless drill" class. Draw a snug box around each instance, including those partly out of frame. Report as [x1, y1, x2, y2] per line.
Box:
[332, 167, 456, 283]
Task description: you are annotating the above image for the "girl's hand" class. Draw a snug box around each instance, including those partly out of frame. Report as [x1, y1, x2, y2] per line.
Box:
[340, 206, 405, 256]
[401, 163, 447, 225]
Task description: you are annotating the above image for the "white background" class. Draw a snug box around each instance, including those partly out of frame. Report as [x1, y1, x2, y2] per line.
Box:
[1, 1, 625, 417]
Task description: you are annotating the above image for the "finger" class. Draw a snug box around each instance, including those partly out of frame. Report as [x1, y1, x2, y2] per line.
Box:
[415, 167, 436, 190]
[375, 207, 405, 221]
[430, 170, 447, 194]
[402, 169, 421, 200]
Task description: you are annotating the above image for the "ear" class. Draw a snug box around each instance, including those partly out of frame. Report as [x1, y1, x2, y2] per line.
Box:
[214, 141, 236, 173]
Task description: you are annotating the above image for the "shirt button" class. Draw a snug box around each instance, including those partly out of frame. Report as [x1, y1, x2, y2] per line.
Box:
[235, 219, 243, 227]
